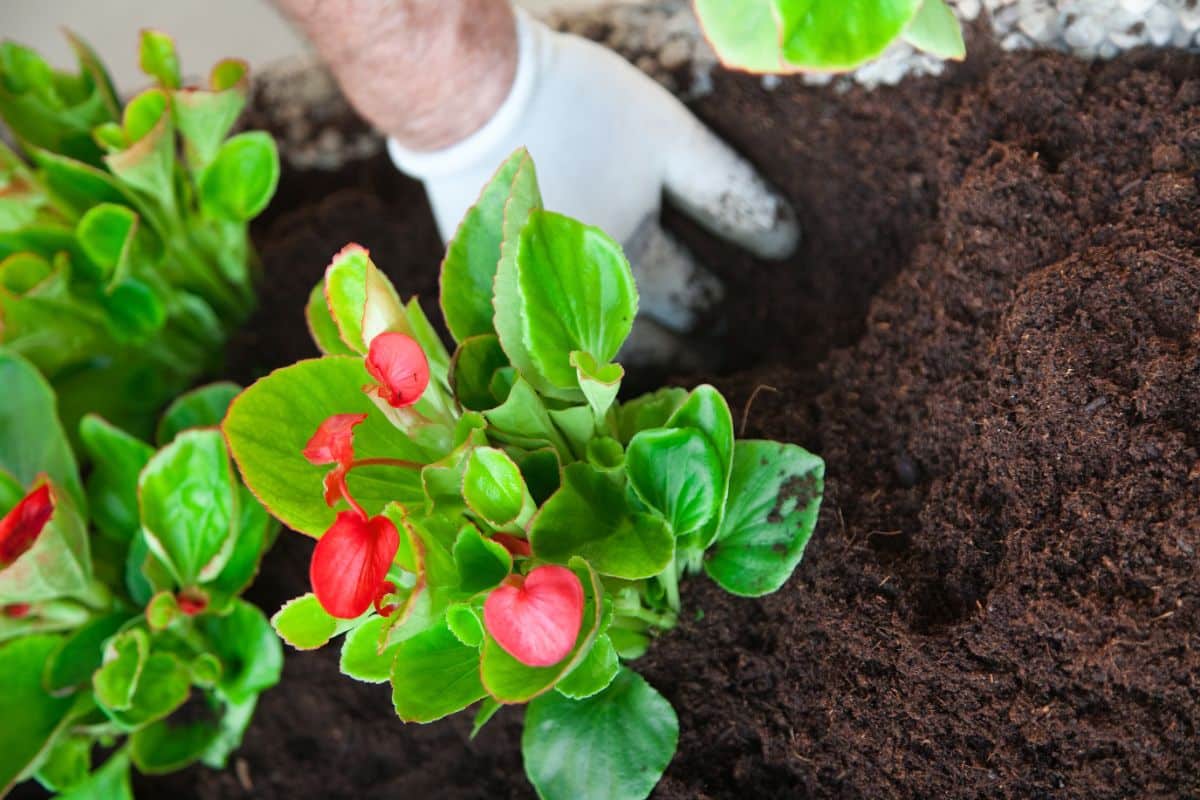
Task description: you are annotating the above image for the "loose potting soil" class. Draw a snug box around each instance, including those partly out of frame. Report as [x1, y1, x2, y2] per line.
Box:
[104, 42, 1200, 800]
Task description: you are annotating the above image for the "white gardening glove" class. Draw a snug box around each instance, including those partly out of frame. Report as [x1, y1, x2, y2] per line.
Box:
[388, 8, 798, 346]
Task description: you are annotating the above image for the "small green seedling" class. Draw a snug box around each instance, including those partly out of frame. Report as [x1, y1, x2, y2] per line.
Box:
[0, 30, 278, 442]
[223, 149, 823, 800]
[0, 349, 280, 798]
[694, 0, 965, 73]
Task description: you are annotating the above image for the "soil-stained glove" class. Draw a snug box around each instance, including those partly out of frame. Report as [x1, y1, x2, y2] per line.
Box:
[388, 8, 798, 349]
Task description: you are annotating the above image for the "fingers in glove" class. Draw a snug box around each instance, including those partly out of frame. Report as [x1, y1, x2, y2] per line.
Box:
[624, 217, 724, 334]
[619, 316, 705, 372]
[662, 114, 799, 260]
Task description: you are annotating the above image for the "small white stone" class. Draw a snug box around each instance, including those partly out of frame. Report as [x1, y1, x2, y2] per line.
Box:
[1064, 16, 1106, 51]
[1145, 5, 1176, 45]
[1118, 0, 1159, 14]
[1018, 8, 1059, 40]
[761, 74, 782, 91]
[954, 0, 982, 20]
[1000, 31, 1033, 50]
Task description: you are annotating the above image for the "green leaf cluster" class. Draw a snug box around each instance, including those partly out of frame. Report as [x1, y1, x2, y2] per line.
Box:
[694, 0, 965, 73]
[0, 30, 278, 442]
[0, 349, 280, 797]
[224, 149, 823, 800]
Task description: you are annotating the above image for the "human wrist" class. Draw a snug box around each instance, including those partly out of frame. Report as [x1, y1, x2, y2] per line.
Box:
[277, 0, 518, 150]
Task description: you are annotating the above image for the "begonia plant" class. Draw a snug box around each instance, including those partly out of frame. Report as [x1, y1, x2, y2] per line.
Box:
[0, 349, 280, 798]
[694, 0, 966, 73]
[0, 30, 278, 442]
[223, 149, 823, 800]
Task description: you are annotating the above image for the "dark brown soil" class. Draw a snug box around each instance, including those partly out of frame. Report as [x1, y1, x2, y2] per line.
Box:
[135, 44, 1199, 800]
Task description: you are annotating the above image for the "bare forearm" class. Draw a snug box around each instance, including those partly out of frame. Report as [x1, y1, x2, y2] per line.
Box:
[275, 0, 517, 150]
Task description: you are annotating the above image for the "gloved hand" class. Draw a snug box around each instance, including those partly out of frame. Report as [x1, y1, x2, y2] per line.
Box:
[388, 9, 798, 352]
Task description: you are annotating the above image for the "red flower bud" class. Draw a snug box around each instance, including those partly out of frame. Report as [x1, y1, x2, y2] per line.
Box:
[0, 484, 54, 568]
[310, 510, 400, 619]
[365, 333, 430, 409]
[3, 603, 31, 619]
[177, 588, 208, 616]
[483, 565, 584, 667]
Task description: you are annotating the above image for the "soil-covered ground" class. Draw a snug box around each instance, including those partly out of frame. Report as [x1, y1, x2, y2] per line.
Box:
[140, 43, 1198, 799]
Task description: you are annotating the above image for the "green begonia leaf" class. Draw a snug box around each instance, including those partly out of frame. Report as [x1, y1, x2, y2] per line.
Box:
[93, 628, 149, 712]
[391, 619, 486, 723]
[616, 387, 688, 444]
[440, 149, 526, 342]
[571, 351, 623, 425]
[0, 634, 76, 795]
[56, 749, 133, 800]
[0, 485, 93, 605]
[198, 131, 279, 222]
[223, 356, 428, 536]
[556, 633, 619, 700]
[138, 30, 181, 89]
[491, 149, 546, 389]
[530, 463, 673, 580]
[79, 414, 154, 543]
[704, 440, 824, 597]
[452, 526, 512, 595]
[156, 382, 241, 445]
[517, 211, 637, 391]
[902, 0, 966, 59]
[272, 593, 338, 651]
[446, 602, 485, 647]
[462, 447, 533, 529]
[625, 427, 721, 537]
[339, 615, 395, 683]
[130, 718, 218, 775]
[451, 333, 509, 411]
[0, 349, 83, 510]
[34, 733, 90, 792]
[197, 599, 282, 703]
[172, 59, 248, 171]
[104, 651, 191, 730]
[43, 611, 127, 692]
[306, 281, 356, 356]
[523, 667, 678, 800]
[138, 429, 238, 586]
[667, 385, 734, 548]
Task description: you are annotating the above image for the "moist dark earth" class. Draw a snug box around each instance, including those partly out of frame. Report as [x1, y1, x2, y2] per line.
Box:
[121, 43, 1200, 800]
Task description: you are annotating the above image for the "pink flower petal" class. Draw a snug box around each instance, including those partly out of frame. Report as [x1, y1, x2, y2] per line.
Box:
[365, 333, 430, 409]
[303, 413, 368, 466]
[310, 511, 400, 619]
[483, 565, 584, 667]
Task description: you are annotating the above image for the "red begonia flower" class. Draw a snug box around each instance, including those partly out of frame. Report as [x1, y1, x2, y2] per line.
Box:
[483, 565, 584, 667]
[365, 333, 429, 409]
[310, 510, 400, 619]
[303, 413, 368, 465]
[0, 484, 54, 568]
[492, 533, 533, 558]
[304, 414, 368, 511]
[3, 603, 31, 618]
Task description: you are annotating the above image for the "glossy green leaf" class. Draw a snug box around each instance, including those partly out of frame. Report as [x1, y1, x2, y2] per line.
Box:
[43, 611, 127, 692]
[616, 387, 688, 444]
[523, 667, 678, 800]
[197, 600, 282, 702]
[483, 376, 571, 459]
[463, 447, 532, 528]
[200, 693, 257, 770]
[305, 281, 356, 356]
[0, 485, 93, 605]
[105, 89, 175, 208]
[0, 634, 75, 795]
[272, 593, 338, 651]
[27, 147, 128, 216]
[440, 149, 526, 342]
[0, 252, 53, 294]
[447, 602, 485, 647]
[172, 60, 248, 170]
[79, 414, 154, 543]
[517, 210, 637, 391]
[704, 440, 824, 597]
[339, 615, 395, 683]
[56, 749, 133, 800]
[139, 429, 238, 586]
[130, 717, 218, 774]
[451, 333, 509, 411]
[0, 349, 83, 510]
[517, 448, 561, 506]
[198, 131, 279, 221]
[626, 427, 721, 536]
[902, 0, 965, 59]
[74, 203, 135, 283]
[491, 149, 546, 389]
[530, 463, 673, 580]
[156, 382, 240, 445]
[480, 559, 603, 703]
[145, 591, 178, 631]
[104, 651, 191, 729]
[223, 356, 428, 536]
[452, 526, 512, 595]
[556, 633, 619, 700]
[34, 734, 90, 792]
[138, 30, 181, 89]
[206, 485, 276, 599]
[93, 628, 149, 712]
[695, 0, 923, 72]
[571, 351, 623, 424]
[391, 619, 486, 723]
[101, 278, 166, 341]
[471, 697, 501, 738]
[667, 386, 735, 547]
